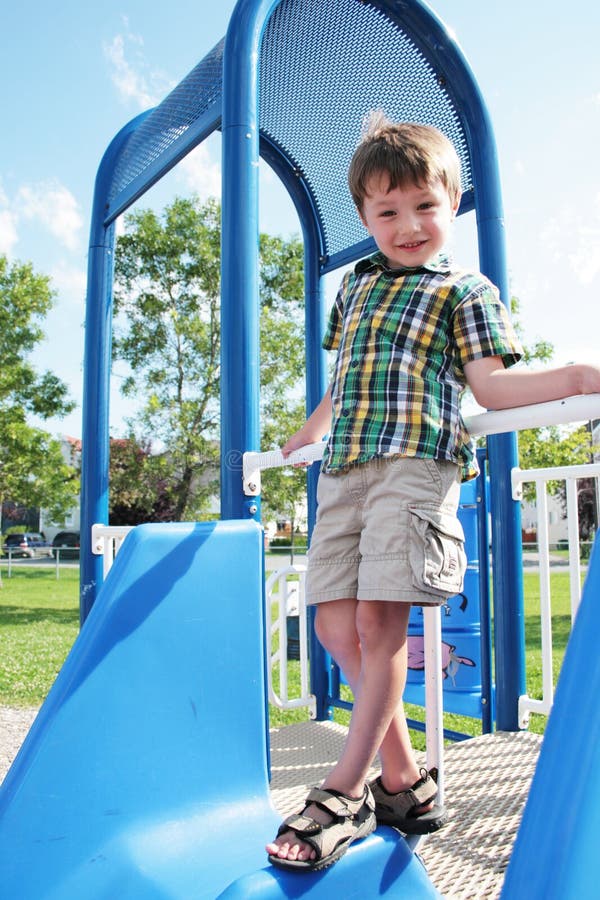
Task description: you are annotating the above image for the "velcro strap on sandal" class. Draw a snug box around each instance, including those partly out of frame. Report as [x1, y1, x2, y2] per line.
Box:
[279, 813, 323, 837]
[306, 786, 368, 819]
[404, 774, 437, 809]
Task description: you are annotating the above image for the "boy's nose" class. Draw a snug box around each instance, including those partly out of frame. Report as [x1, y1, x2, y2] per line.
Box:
[398, 215, 420, 236]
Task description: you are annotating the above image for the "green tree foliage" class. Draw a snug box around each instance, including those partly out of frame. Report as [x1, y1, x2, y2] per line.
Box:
[0, 256, 78, 524]
[113, 197, 305, 521]
[509, 296, 597, 532]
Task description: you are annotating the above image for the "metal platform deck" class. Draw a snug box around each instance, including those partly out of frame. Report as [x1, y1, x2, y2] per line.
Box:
[270, 721, 543, 900]
[2, 709, 541, 899]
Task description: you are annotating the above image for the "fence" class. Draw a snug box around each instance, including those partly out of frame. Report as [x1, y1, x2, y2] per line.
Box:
[512, 462, 600, 726]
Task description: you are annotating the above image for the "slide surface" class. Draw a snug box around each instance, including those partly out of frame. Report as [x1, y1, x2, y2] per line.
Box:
[0, 520, 439, 898]
[501, 533, 600, 899]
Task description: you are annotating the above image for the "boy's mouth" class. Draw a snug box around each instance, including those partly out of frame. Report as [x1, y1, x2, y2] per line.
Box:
[399, 241, 426, 250]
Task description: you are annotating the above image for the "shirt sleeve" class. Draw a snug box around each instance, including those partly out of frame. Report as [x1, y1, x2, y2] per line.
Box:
[322, 271, 352, 352]
[453, 281, 523, 370]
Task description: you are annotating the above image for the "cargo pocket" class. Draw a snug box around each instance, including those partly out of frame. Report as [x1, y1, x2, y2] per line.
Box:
[409, 506, 467, 599]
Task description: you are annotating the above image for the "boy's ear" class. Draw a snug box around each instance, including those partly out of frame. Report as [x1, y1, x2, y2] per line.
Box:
[357, 206, 369, 231]
[451, 191, 462, 218]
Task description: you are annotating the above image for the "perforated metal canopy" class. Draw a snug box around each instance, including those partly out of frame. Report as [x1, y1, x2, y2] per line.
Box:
[104, 0, 476, 271]
[83, 0, 517, 637]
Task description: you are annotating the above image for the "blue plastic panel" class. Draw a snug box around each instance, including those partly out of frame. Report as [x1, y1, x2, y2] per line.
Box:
[0, 521, 278, 898]
[500, 534, 600, 899]
[406, 480, 486, 719]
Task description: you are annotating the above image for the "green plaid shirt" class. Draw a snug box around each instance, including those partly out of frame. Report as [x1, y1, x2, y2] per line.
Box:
[322, 251, 522, 480]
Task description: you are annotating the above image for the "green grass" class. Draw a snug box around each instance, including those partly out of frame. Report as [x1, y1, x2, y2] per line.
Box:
[0, 568, 80, 706]
[0, 567, 575, 746]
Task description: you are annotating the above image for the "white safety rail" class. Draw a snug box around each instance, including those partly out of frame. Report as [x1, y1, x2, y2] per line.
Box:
[265, 564, 316, 718]
[243, 394, 600, 495]
[513, 462, 600, 727]
[91, 524, 133, 578]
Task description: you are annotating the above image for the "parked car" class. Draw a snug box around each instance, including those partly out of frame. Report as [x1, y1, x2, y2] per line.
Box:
[2, 532, 53, 559]
[52, 531, 80, 560]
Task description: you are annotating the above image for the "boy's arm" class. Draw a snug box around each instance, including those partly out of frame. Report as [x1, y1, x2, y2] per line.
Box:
[282, 386, 333, 457]
[464, 356, 600, 411]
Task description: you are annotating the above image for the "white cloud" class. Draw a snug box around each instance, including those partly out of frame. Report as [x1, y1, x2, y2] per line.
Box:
[0, 208, 18, 256]
[178, 143, 221, 200]
[103, 23, 174, 111]
[17, 181, 83, 252]
[0, 181, 19, 255]
[49, 260, 87, 303]
[540, 193, 600, 289]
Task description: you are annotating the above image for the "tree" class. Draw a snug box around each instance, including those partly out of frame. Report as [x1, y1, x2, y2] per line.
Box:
[0, 256, 78, 525]
[260, 400, 308, 561]
[113, 197, 305, 521]
[108, 436, 178, 525]
[509, 297, 598, 535]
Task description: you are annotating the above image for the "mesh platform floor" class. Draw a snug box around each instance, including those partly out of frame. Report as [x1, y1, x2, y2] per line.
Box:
[2, 711, 541, 898]
[270, 721, 543, 900]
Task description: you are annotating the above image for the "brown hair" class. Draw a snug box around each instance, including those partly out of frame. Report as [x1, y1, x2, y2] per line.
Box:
[348, 111, 462, 212]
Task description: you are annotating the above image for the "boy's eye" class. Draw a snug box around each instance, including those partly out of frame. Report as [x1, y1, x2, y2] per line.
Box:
[418, 201, 435, 211]
[380, 210, 396, 218]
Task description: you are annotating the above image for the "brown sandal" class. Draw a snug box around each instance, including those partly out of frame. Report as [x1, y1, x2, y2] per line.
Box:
[370, 768, 447, 834]
[268, 784, 376, 872]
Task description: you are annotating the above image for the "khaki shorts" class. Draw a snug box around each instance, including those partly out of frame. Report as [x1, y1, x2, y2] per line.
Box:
[306, 456, 466, 606]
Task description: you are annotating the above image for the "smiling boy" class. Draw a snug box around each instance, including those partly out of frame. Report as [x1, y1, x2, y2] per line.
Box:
[266, 113, 600, 872]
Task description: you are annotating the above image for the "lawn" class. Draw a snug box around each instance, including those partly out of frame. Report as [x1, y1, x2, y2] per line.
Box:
[0, 567, 80, 706]
[0, 565, 577, 749]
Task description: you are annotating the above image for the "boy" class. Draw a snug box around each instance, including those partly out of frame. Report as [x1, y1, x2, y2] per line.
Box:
[266, 113, 600, 872]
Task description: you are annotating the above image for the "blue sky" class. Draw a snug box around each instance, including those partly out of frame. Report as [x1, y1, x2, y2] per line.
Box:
[2, 1, 599, 439]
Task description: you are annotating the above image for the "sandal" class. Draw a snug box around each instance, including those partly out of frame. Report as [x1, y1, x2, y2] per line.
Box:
[370, 768, 447, 834]
[268, 784, 376, 872]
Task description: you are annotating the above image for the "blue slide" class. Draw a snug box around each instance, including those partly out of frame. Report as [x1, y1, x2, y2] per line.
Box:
[0, 521, 439, 898]
[501, 532, 600, 899]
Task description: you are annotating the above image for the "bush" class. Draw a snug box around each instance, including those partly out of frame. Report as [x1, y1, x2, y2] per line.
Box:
[269, 536, 308, 549]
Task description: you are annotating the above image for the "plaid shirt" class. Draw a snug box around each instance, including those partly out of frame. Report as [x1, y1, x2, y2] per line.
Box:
[322, 251, 523, 480]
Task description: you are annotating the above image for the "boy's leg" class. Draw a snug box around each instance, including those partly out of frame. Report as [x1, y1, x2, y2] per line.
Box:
[267, 598, 421, 863]
[318, 599, 424, 796]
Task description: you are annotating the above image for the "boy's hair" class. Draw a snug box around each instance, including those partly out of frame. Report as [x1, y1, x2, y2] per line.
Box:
[348, 111, 462, 212]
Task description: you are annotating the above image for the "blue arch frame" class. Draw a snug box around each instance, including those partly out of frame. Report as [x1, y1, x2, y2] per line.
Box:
[80, 0, 524, 730]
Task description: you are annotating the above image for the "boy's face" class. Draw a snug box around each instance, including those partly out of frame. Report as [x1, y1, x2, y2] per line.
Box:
[358, 175, 460, 269]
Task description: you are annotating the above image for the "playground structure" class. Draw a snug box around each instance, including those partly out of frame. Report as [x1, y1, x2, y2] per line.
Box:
[2, 1, 600, 897]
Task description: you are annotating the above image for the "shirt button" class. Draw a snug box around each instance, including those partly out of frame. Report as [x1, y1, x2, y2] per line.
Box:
[351, 360, 359, 367]
[342, 408, 350, 416]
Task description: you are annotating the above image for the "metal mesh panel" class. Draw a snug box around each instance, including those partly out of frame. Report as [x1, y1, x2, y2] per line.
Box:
[259, 0, 471, 261]
[107, 39, 224, 205]
[105, 0, 472, 262]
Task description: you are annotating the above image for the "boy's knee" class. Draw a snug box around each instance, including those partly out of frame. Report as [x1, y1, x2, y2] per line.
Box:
[315, 602, 358, 656]
[355, 601, 409, 650]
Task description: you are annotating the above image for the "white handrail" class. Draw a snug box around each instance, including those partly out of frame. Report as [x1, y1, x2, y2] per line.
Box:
[243, 394, 600, 495]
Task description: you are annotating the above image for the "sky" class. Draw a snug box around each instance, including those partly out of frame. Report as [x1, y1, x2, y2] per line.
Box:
[2, 0, 599, 439]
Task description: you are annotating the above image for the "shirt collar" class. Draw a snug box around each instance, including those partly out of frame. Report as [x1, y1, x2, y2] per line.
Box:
[355, 250, 454, 276]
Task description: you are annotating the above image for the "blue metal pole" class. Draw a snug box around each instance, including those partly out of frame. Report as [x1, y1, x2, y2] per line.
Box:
[80, 113, 149, 623]
[220, 0, 280, 521]
[304, 235, 330, 720]
[470, 116, 526, 732]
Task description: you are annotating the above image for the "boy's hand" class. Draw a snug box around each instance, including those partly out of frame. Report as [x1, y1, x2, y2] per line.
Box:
[282, 430, 316, 466]
[574, 364, 600, 395]
[281, 386, 333, 461]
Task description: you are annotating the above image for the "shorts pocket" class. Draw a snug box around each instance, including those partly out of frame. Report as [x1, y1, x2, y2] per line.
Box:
[408, 506, 467, 599]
